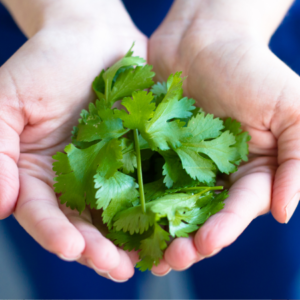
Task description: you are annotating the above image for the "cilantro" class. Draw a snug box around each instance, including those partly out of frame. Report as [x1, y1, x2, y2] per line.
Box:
[52, 44, 250, 272]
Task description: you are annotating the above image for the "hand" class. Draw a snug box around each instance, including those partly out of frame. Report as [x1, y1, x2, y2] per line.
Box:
[149, 0, 299, 274]
[0, 0, 146, 282]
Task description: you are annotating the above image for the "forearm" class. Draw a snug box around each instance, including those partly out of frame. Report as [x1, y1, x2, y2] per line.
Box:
[1, 0, 126, 38]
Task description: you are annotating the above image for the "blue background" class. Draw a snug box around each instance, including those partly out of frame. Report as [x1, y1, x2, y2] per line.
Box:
[1, 0, 300, 298]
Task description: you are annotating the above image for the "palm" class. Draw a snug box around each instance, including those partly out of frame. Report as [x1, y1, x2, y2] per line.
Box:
[149, 10, 300, 271]
[0, 14, 146, 281]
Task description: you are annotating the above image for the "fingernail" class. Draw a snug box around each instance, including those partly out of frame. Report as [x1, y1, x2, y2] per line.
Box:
[204, 248, 221, 258]
[87, 259, 109, 275]
[285, 193, 300, 223]
[57, 254, 81, 262]
[107, 273, 128, 283]
[152, 268, 172, 277]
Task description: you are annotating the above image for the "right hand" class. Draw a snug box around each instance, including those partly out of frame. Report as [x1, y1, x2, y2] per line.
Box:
[149, 0, 300, 273]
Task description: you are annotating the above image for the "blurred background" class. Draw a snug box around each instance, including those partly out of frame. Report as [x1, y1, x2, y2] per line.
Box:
[1, 0, 300, 298]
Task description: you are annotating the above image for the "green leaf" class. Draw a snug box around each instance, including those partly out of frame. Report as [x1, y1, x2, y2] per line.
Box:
[149, 193, 201, 221]
[144, 178, 166, 202]
[110, 65, 155, 104]
[53, 139, 117, 213]
[92, 69, 105, 100]
[223, 118, 242, 135]
[169, 222, 199, 238]
[184, 112, 224, 142]
[186, 131, 240, 174]
[174, 148, 216, 184]
[53, 152, 72, 174]
[107, 228, 153, 251]
[168, 191, 226, 237]
[144, 97, 195, 150]
[198, 191, 228, 217]
[113, 206, 155, 234]
[71, 126, 99, 149]
[161, 151, 183, 188]
[136, 224, 170, 271]
[164, 72, 184, 101]
[115, 91, 155, 131]
[234, 132, 251, 162]
[151, 81, 167, 96]
[113, 192, 203, 235]
[96, 139, 123, 178]
[223, 118, 251, 162]
[120, 138, 137, 174]
[103, 55, 145, 105]
[94, 171, 139, 226]
[76, 99, 129, 143]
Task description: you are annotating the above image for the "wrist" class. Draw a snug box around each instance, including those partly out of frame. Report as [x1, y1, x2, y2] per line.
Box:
[2, 0, 128, 38]
[176, 0, 294, 43]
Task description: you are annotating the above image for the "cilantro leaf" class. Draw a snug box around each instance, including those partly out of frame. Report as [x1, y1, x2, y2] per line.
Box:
[53, 139, 114, 213]
[164, 72, 184, 101]
[174, 148, 216, 184]
[94, 172, 139, 226]
[169, 222, 199, 238]
[92, 69, 105, 100]
[151, 81, 167, 105]
[120, 138, 137, 174]
[144, 97, 195, 150]
[76, 99, 129, 143]
[115, 91, 155, 131]
[161, 151, 183, 188]
[103, 56, 145, 105]
[110, 65, 155, 104]
[113, 206, 155, 234]
[160, 149, 198, 188]
[107, 228, 153, 251]
[149, 193, 200, 221]
[144, 178, 166, 202]
[169, 191, 227, 237]
[136, 224, 170, 271]
[185, 112, 224, 141]
[223, 118, 251, 162]
[151, 81, 167, 97]
[187, 131, 240, 174]
[112, 192, 202, 234]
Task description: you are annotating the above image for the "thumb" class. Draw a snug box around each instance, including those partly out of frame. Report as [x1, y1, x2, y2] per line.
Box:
[271, 70, 300, 223]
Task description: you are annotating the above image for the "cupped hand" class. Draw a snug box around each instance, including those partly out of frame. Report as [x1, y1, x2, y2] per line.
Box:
[149, 0, 300, 274]
[0, 1, 146, 282]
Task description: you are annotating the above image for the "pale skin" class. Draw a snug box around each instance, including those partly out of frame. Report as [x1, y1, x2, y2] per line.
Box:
[0, 0, 298, 281]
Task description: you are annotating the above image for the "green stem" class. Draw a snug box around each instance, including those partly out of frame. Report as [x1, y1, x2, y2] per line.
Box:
[179, 186, 223, 192]
[133, 129, 146, 213]
[105, 80, 110, 105]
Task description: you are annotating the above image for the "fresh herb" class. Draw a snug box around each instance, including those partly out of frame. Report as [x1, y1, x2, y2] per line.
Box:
[52, 44, 250, 271]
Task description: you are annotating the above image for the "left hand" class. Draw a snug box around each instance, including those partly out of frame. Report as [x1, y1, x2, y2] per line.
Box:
[0, 0, 146, 282]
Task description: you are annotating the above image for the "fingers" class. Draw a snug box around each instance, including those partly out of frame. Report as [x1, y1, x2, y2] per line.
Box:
[151, 258, 172, 276]
[61, 204, 137, 282]
[64, 207, 121, 272]
[163, 236, 202, 271]
[14, 172, 85, 259]
[16, 164, 135, 282]
[194, 157, 275, 256]
[0, 120, 20, 219]
[272, 120, 300, 223]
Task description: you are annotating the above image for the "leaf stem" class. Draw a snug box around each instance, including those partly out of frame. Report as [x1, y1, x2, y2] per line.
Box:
[179, 186, 223, 192]
[133, 129, 146, 213]
[105, 80, 110, 105]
